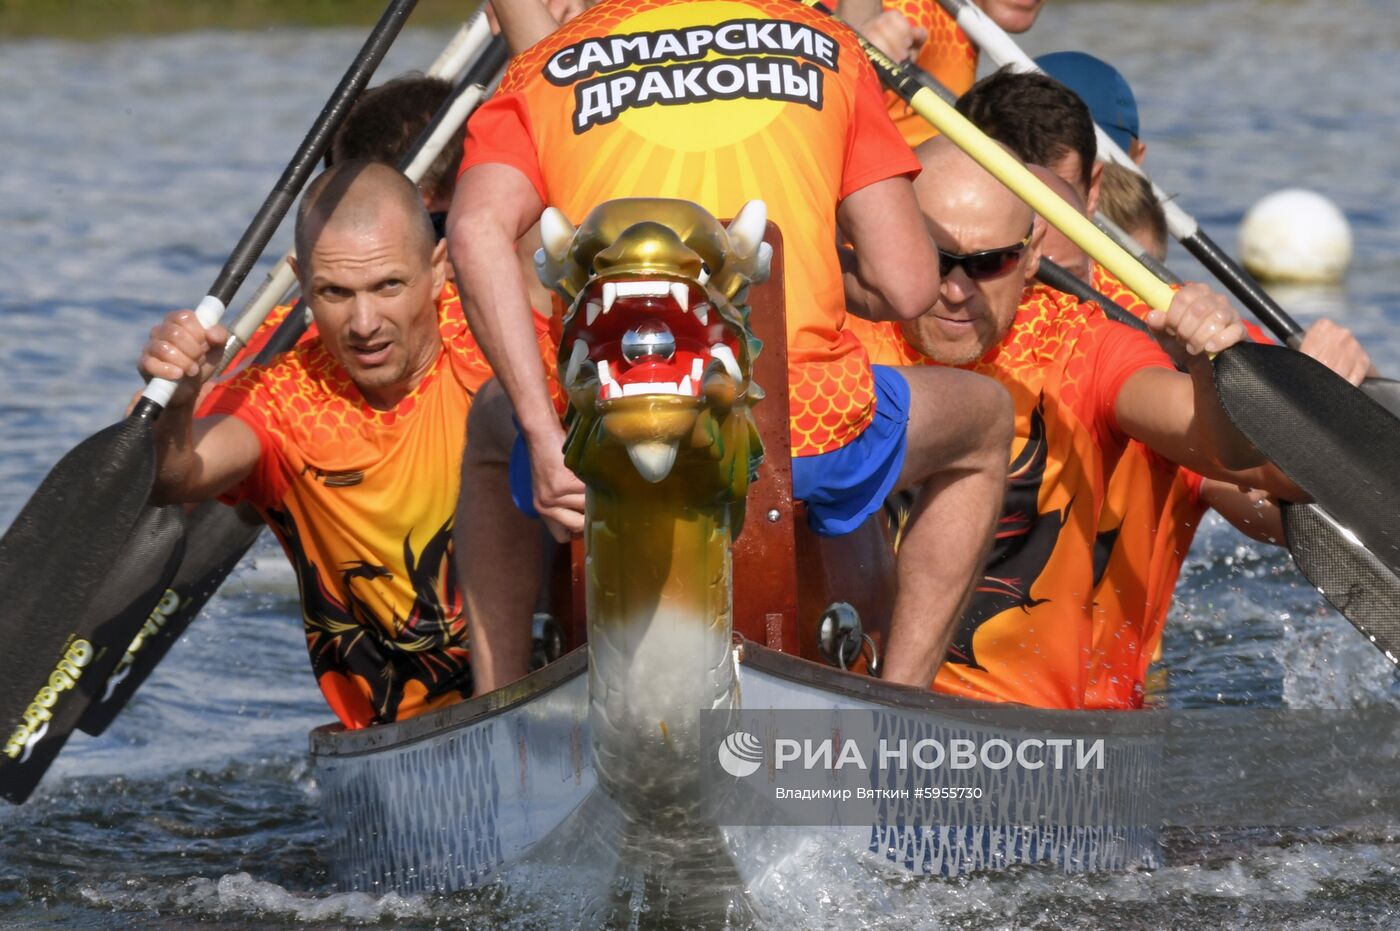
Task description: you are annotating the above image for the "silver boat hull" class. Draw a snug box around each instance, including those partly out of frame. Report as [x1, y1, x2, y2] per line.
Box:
[309, 643, 1160, 897]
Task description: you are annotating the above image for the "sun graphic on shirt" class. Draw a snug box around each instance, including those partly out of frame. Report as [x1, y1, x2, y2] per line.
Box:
[613, 1, 792, 151]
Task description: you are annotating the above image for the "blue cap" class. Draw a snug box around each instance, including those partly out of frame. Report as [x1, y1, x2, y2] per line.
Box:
[1036, 51, 1139, 156]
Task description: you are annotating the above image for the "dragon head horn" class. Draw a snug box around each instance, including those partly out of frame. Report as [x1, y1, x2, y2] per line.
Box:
[723, 200, 772, 297]
[534, 207, 579, 299]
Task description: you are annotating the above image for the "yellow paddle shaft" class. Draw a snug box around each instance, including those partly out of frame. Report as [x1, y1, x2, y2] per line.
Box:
[902, 85, 1175, 312]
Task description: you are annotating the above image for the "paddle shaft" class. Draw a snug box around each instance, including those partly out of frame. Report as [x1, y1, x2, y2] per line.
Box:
[892, 52, 1179, 331]
[218, 35, 507, 377]
[1035, 260, 1152, 337]
[72, 36, 511, 741]
[932, 0, 1308, 345]
[139, 0, 419, 410]
[0, 0, 425, 803]
[220, 8, 493, 367]
[864, 2, 1400, 664]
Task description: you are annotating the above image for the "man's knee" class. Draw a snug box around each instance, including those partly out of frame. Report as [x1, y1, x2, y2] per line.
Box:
[971, 377, 1014, 465]
[902, 367, 1013, 472]
[464, 378, 520, 467]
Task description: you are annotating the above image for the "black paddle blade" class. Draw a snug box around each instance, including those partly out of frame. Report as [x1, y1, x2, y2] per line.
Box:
[1284, 502, 1400, 667]
[0, 413, 157, 750]
[78, 500, 262, 737]
[0, 501, 183, 803]
[1361, 376, 1400, 420]
[1214, 342, 1400, 577]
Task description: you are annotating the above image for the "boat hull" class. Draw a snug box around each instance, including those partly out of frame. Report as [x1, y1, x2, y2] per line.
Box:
[310, 642, 1160, 896]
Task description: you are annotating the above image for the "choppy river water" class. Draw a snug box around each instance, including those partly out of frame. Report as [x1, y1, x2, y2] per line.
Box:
[2, 1, 1400, 927]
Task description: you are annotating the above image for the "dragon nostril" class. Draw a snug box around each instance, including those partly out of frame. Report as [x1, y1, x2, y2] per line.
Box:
[620, 320, 676, 364]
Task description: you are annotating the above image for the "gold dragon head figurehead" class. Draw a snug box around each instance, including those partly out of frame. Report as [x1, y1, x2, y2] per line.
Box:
[536, 198, 768, 509]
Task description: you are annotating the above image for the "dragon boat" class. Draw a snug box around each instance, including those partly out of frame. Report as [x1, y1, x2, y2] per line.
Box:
[308, 199, 1163, 914]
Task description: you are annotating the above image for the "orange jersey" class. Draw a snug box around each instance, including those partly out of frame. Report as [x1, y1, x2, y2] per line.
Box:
[460, 0, 920, 456]
[1082, 264, 1201, 707]
[199, 301, 318, 416]
[865, 285, 1175, 708]
[1081, 265, 1271, 707]
[882, 0, 977, 146]
[207, 283, 494, 729]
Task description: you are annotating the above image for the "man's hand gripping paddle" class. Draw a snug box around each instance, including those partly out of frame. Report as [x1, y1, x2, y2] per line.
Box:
[0, 0, 421, 804]
[808, 0, 1400, 667]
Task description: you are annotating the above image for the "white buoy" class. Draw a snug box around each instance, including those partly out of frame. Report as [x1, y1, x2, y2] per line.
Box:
[1239, 188, 1352, 284]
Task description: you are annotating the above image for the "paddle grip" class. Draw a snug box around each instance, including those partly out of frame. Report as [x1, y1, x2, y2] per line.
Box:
[1181, 230, 1305, 346]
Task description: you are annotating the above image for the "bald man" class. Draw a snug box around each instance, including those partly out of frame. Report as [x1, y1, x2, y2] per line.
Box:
[862, 138, 1278, 709]
[138, 161, 509, 729]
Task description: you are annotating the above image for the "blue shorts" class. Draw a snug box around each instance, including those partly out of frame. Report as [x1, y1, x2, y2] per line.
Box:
[510, 430, 540, 519]
[792, 365, 910, 536]
[509, 365, 910, 536]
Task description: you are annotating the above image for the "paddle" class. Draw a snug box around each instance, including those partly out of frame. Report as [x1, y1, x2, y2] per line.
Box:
[75, 33, 511, 741]
[218, 8, 494, 367]
[0, 0, 420, 804]
[1282, 502, 1400, 667]
[808, 0, 1400, 653]
[933, 0, 1400, 384]
[870, 21, 1400, 660]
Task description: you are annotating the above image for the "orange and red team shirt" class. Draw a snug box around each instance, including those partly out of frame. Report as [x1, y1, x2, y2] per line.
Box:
[865, 284, 1175, 708]
[205, 283, 495, 729]
[460, 0, 921, 457]
[1083, 264, 1201, 707]
[881, 0, 978, 146]
[1081, 265, 1272, 707]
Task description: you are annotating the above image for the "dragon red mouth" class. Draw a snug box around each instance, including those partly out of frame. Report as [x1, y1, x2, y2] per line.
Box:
[564, 276, 742, 401]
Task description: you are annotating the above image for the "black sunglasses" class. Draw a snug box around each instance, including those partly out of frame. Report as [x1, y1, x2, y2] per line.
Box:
[938, 226, 1033, 281]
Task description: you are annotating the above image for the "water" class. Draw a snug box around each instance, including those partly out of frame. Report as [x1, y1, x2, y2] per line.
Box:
[1, 1, 1399, 926]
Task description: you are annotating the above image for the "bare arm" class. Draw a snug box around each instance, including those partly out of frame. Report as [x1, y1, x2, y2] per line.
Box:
[1199, 479, 1285, 545]
[449, 164, 551, 445]
[139, 311, 261, 503]
[835, 0, 884, 21]
[837, 176, 940, 322]
[1118, 283, 1263, 473]
[449, 162, 585, 538]
[487, 0, 564, 53]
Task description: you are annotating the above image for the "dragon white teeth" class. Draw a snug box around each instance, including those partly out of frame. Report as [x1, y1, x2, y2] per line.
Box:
[615, 280, 671, 298]
[585, 301, 603, 326]
[710, 344, 742, 383]
[692, 302, 709, 326]
[625, 439, 680, 483]
[602, 281, 617, 315]
[597, 359, 622, 400]
[565, 339, 588, 385]
[619, 381, 692, 397]
[691, 357, 704, 382]
[670, 282, 689, 311]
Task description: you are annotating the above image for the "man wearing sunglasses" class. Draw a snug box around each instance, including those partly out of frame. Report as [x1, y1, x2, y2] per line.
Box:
[957, 67, 1374, 708]
[863, 137, 1277, 709]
